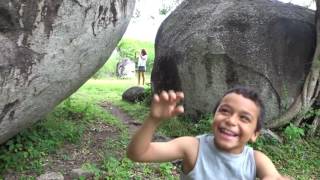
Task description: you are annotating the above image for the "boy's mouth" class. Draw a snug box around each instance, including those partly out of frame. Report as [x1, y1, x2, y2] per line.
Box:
[218, 127, 239, 138]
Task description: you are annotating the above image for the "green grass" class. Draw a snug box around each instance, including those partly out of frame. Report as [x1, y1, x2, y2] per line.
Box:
[0, 77, 319, 179]
[0, 77, 178, 179]
[77, 78, 177, 179]
[251, 126, 320, 179]
[0, 99, 86, 174]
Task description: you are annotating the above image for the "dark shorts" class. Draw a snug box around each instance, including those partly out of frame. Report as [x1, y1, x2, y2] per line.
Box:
[138, 66, 146, 72]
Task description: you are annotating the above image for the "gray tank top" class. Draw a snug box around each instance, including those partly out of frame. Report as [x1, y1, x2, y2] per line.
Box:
[180, 134, 256, 180]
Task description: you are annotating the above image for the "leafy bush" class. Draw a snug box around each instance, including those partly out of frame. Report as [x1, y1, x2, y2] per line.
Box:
[103, 157, 134, 179]
[159, 163, 174, 177]
[0, 117, 83, 174]
[142, 84, 153, 106]
[284, 123, 305, 141]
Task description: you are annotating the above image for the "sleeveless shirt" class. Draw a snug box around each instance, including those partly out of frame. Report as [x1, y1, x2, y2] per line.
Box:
[138, 54, 147, 67]
[180, 134, 256, 180]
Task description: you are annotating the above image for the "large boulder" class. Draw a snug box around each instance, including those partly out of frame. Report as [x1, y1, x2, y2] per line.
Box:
[0, 0, 135, 144]
[151, 0, 315, 125]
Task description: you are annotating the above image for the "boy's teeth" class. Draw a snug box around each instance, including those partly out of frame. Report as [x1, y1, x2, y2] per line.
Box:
[221, 128, 237, 136]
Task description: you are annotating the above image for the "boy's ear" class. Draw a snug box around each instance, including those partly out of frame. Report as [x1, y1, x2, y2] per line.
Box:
[250, 131, 260, 142]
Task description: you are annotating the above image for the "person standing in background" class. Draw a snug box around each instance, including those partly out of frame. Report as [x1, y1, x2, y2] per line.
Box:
[137, 49, 148, 86]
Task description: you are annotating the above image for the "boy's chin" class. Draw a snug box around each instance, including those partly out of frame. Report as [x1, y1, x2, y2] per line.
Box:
[214, 138, 244, 154]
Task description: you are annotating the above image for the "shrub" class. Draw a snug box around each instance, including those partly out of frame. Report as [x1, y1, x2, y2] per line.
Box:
[283, 123, 305, 141]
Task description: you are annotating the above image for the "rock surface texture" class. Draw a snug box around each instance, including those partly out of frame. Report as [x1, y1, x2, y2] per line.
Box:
[122, 86, 145, 103]
[0, 0, 135, 144]
[152, 0, 315, 124]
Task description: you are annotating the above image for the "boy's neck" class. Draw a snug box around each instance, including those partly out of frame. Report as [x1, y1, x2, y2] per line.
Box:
[213, 138, 245, 155]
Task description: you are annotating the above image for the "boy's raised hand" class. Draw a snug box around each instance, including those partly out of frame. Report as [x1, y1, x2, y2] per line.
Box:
[150, 90, 184, 120]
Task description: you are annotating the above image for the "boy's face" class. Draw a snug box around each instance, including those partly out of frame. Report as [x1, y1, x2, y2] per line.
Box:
[212, 93, 260, 154]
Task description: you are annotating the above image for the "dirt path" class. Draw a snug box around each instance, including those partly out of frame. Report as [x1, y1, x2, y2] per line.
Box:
[100, 101, 142, 135]
[3, 101, 175, 179]
[3, 101, 142, 180]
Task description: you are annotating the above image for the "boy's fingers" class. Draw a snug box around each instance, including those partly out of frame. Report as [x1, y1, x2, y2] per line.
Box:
[177, 105, 184, 113]
[168, 90, 176, 102]
[176, 91, 184, 100]
[153, 94, 160, 102]
[160, 90, 169, 101]
[173, 105, 184, 116]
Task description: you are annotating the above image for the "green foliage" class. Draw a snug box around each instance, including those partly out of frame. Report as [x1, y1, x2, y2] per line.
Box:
[284, 123, 305, 141]
[251, 124, 319, 179]
[103, 157, 134, 179]
[159, 114, 212, 137]
[159, 6, 170, 15]
[159, 163, 174, 177]
[0, 114, 84, 173]
[251, 134, 320, 179]
[142, 84, 153, 106]
[92, 51, 120, 79]
[192, 114, 212, 134]
[303, 107, 320, 119]
[158, 0, 183, 15]
[0, 94, 112, 174]
[93, 38, 155, 79]
[117, 38, 155, 72]
[82, 163, 102, 178]
[1, 78, 318, 179]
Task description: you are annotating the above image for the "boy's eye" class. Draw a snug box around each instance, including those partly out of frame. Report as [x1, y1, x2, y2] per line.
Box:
[218, 108, 230, 114]
[240, 115, 251, 123]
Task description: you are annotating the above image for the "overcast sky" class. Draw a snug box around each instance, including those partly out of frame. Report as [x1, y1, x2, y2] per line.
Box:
[123, 0, 316, 41]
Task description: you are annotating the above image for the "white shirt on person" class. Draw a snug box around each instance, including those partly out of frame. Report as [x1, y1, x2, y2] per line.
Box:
[138, 54, 147, 67]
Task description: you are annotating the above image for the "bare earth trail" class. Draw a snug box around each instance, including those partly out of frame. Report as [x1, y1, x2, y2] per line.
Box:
[100, 101, 143, 136]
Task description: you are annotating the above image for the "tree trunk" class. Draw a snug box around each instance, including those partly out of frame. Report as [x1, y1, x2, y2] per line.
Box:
[267, 1, 320, 130]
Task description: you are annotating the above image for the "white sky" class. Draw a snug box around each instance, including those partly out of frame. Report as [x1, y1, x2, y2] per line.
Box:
[280, 0, 315, 9]
[123, 0, 316, 41]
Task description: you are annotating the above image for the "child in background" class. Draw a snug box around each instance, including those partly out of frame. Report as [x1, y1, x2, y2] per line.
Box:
[127, 87, 291, 179]
[137, 49, 147, 86]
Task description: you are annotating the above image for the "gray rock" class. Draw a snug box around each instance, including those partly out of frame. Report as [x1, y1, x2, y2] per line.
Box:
[0, 0, 136, 144]
[37, 172, 64, 180]
[152, 0, 315, 124]
[71, 168, 94, 179]
[122, 86, 145, 103]
[260, 129, 283, 143]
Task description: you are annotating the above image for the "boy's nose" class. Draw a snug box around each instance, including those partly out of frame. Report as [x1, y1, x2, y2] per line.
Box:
[226, 114, 237, 126]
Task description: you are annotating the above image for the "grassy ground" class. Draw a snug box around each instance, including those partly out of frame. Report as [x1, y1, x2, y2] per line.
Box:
[0, 76, 319, 179]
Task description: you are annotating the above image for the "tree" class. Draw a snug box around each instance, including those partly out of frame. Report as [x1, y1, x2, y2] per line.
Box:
[268, 0, 320, 136]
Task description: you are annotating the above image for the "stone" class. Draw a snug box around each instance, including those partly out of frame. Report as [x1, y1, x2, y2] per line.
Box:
[37, 172, 64, 180]
[151, 0, 315, 124]
[260, 129, 283, 143]
[122, 86, 145, 103]
[0, 0, 136, 144]
[71, 168, 94, 179]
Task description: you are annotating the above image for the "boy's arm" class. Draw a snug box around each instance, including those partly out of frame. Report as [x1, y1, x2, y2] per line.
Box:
[127, 90, 195, 162]
[254, 150, 291, 180]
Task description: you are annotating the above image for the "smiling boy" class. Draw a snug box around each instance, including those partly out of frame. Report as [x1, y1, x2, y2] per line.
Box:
[127, 87, 290, 179]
